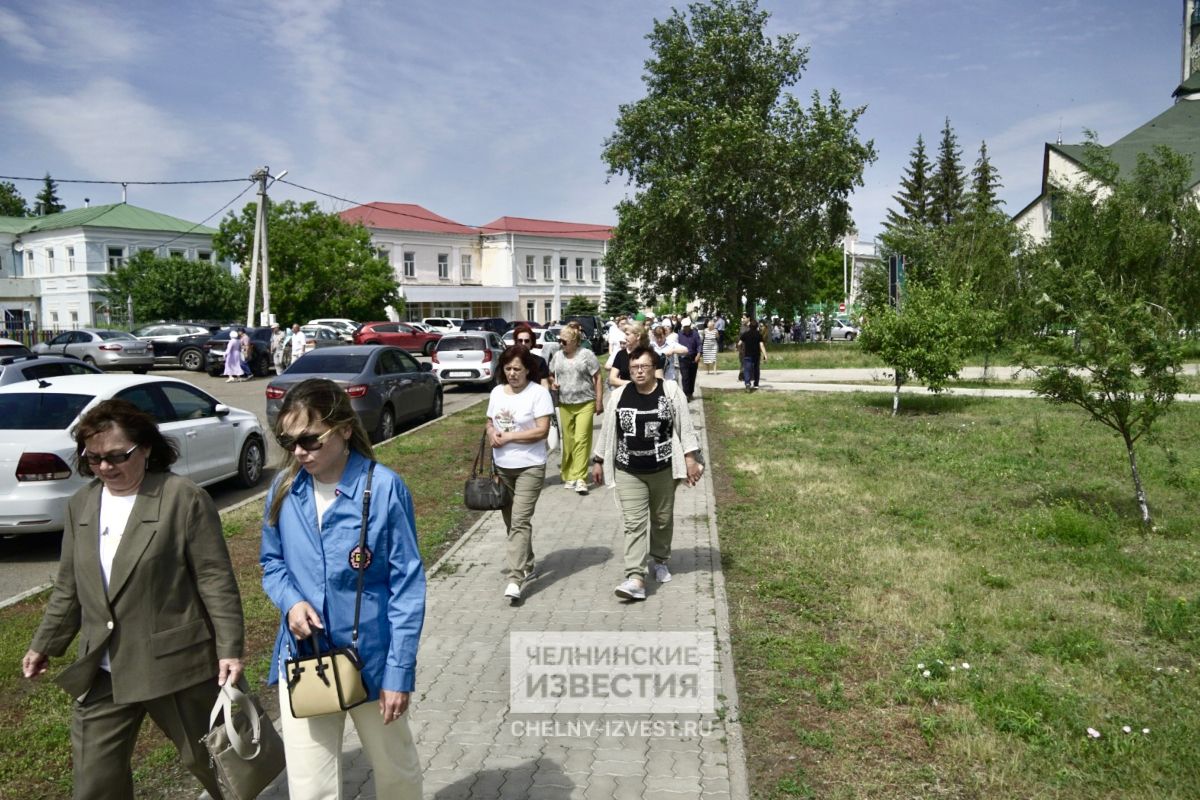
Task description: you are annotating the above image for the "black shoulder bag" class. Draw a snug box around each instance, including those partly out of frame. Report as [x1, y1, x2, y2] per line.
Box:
[464, 433, 510, 510]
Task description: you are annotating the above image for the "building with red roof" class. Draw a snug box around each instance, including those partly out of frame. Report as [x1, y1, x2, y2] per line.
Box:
[340, 204, 612, 324]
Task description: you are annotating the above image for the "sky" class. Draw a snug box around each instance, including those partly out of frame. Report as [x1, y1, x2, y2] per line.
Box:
[0, 1, 1189, 242]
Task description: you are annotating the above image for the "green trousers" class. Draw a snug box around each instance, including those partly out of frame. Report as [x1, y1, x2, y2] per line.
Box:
[497, 463, 546, 581]
[558, 400, 596, 483]
[615, 466, 677, 579]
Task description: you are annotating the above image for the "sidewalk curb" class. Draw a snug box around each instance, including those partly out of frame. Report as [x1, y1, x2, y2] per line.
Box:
[694, 388, 752, 800]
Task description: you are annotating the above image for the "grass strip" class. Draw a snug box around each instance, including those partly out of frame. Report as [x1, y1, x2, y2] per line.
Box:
[0, 403, 487, 799]
[708, 389, 1200, 799]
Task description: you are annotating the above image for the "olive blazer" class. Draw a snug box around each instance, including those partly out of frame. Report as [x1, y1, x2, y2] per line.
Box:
[30, 471, 244, 704]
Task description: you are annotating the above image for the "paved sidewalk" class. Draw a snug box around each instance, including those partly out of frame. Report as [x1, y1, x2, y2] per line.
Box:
[258, 393, 747, 799]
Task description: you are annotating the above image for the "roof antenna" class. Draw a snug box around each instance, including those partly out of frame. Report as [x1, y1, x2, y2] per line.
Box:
[1056, 117, 1063, 146]
[121, 182, 127, 203]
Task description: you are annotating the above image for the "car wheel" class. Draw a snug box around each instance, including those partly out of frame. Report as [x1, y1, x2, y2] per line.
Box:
[132, 367, 148, 374]
[423, 341, 436, 356]
[236, 436, 265, 488]
[375, 407, 396, 443]
[428, 389, 443, 420]
[846, 332, 856, 342]
[180, 348, 204, 371]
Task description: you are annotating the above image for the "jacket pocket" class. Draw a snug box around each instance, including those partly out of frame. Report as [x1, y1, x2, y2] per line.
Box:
[150, 618, 212, 657]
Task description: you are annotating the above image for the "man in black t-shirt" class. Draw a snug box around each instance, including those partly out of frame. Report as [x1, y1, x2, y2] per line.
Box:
[738, 320, 767, 390]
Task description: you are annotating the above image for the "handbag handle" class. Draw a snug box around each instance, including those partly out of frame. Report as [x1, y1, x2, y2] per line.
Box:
[350, 462, 375, 648]
[208, 683, 264, 759]
[471, 432, 497, 479]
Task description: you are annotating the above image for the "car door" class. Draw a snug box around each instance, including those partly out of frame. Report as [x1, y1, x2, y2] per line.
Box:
[393, 323, 420, 350]
[41, 332, 74, 356]
[157, 383, 230, 483]
[392, 348, 433, 421]
[374, 348, 408, 420]
[112, 384, 192, 476]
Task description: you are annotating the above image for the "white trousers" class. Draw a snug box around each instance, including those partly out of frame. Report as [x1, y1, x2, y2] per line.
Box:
[278, 681, 422, 800]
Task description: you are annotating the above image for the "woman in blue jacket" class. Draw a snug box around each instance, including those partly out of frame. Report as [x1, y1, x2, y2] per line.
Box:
[261, 379, 425, 800]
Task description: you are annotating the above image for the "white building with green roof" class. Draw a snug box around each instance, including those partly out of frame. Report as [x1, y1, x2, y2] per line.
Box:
[0, 203, 220, 329]
[1016, 2, 1200, 241]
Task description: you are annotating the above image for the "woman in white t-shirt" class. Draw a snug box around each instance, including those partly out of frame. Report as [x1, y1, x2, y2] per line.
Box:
[486, 346, 554, 605]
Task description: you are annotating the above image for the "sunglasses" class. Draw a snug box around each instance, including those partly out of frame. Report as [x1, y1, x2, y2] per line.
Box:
[81, 443, 140, 466]
[516, 338, 534, 345]
[276, 428, 335, 452]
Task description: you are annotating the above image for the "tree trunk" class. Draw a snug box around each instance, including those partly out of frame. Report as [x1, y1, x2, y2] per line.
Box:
[1124, 432, 1152, 527]
[893, 371, 901, 417]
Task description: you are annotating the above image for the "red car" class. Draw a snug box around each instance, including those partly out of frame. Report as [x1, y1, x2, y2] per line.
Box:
[353, 322, 442, 356]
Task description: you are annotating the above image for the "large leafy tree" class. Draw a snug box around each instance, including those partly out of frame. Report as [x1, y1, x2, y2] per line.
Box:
[602, 0, 875, 317]
[214, 200, 401, 325]
[101, 250, 243, 323]
[35, 173, 65, 215]
[884, 135, 931, 229]
[928, 118, 965, 228]
[0, 181, 29, 217]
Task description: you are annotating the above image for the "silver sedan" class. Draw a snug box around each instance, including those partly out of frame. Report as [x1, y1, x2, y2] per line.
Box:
[34, 329, 155, 371]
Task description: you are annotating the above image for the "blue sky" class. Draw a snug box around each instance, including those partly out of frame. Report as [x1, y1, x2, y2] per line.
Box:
[0, 1, 1187, 241]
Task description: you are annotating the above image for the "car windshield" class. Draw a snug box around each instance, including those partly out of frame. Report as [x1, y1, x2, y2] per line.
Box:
[0, 393, 92, 429]
[287, 354, 370, 374]
[97, 330, 136, 341]
[0, 344, 31, 356]
[437, 337, 486, 352]
[544, 329, 561, 343]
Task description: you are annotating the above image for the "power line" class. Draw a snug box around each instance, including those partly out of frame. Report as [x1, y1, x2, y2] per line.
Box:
[154, 182, 257, 249]
[0, 174, 250, 185]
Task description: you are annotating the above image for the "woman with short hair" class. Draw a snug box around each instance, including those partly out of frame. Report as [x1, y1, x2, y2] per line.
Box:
[549, 324, 603, 495]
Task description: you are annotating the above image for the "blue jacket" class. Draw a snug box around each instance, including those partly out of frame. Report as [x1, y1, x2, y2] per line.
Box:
[261, 450, 426, 695]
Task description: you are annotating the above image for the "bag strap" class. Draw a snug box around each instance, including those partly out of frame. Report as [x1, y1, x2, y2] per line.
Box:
[350, 461, 375, 647]
[207, 683, 264, 759]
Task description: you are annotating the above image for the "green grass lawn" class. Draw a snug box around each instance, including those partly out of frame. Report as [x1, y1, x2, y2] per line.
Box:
[0, 405, 487, 799]
[707, 390, 1200, 799]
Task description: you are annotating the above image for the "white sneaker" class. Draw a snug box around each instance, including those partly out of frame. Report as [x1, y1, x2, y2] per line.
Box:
[563, 479, 578, 490]
[504, 582, 521, 604]
[652, 562, 672, 583]
[614, 578, 646, 600]
[575, 481, 589, 496]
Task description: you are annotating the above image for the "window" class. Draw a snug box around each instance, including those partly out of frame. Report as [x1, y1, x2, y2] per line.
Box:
[438, 253, 449, 279]
[24, 251, 33, 274]
[525, 255, 535, 281]
[543, 255, 552, 281]
[69, 310, 78, 325]
[403, 251, 415, 279]
[50, 311, 59, 326]
[169, 249, 186, 259]
[591, 258, 599, 282]
[196, 250, 211, 263]
[107, 246, 125, 269]
[526, 301, 535, 321]
[560, 257, 568, 281]
[67, 246, 75, 270]
[461, 253, 472, 280]
[576, 258, 584, 281]
[160, 384, 216, 421]
[544, 301, 552, 322]
[46, 248, 55, 273]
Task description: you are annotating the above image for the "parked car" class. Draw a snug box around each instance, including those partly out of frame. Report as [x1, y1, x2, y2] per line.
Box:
[0, 354, 102, 387]
[353, 321, 442, 356]
[265, 345, 442, 443]
[0, 374, 265, 535]
[0, 337, 32, 358]
[560, 315, 608, 355]
[460, 317, 508, 336]
[431, 332, 504, 387]
[504, 320, 545, 331]
[306, 318, 359, 342]
[809, 318, 860, 341]
[131, 322, 216, 371]
[33, 329, 154, 372]
[204, 326, 275, 377]
[407, 322, 434, 333]
[422, 317, 463, 333]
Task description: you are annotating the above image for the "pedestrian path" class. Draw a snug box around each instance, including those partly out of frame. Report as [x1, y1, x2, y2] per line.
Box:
[257, 393, 747, 800]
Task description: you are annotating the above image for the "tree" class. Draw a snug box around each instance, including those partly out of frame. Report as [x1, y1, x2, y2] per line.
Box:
[0, 181, 28, 217]
[1022, 143, 1197, 526]
[214, 200, 401, 325]
[928, 118, 965, 228]
[101, 250, 244, 322]
[602, 0, 875, 317]
[563, 295, 599, 316]
[603, 267, 640, 317]
[967, 140, 1002, 217]
[857, 278, 974, 415]
[884, 135, 931, 229]
[35, 173, 65, 215]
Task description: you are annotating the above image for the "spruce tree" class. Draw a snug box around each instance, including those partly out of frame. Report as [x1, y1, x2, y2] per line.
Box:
[929, 118, 965, 227]
[602, 267, 639, 317]
[967, 140, 1003, 215]
[885, 135, 931, 229]
[34, 173, 66, 215]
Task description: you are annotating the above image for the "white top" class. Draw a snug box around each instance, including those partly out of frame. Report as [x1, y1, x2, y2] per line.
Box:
[606, 324, 626, 368]
[98, 487, 138, 671]
[487, 382, 554, 469]
[290, 329, 307, 357]
[313, 478, 338, 532]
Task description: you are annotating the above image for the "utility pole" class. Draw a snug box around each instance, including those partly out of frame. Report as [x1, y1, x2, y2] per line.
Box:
[245, 167, 286, 327]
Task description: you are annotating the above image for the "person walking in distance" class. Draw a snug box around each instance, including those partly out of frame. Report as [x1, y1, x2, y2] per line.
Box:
[739, 319, 768, 390]
[675, 317, 701, 401]
[289, 323, 307, 367]
[701, 319, 719, 376]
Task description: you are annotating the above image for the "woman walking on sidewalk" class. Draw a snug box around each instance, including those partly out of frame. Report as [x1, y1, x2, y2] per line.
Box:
[487, 346, 554, 605]
[549, 325, 603, 495]
[701, 319, 719, 375]
[592, 346, 703, 601]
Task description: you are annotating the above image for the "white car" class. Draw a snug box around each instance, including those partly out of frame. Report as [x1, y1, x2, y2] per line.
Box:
[307, 318, 359, 342]
[422, 317, 463, 333]
[431, 332, 504, 386]
[0, 374, 266, 535]
[502, 327, 547, 357]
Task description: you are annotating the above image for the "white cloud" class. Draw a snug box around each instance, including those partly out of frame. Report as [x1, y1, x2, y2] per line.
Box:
[2, 0, 141, 65]
[0, 7, 45, 60]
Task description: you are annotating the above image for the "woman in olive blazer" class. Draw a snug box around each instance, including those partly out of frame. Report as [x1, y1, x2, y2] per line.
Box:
[22, 399, 244, 800]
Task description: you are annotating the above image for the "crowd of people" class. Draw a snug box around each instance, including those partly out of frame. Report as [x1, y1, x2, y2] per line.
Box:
[18, 311, 729, 798]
